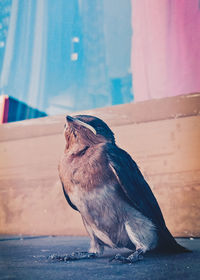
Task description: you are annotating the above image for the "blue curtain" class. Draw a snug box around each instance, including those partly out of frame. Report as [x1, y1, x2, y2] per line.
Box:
[0, 0, 133, 116]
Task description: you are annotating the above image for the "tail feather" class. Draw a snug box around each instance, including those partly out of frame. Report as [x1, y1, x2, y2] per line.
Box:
[156, 227, 191, 253]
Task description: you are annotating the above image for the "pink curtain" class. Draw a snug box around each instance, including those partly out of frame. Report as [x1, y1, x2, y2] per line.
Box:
[131, 0, 200, 101]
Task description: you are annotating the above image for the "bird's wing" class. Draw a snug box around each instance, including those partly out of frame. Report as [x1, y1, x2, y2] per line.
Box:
[105, 144, 166, 227]
[61, 182, 79, 211]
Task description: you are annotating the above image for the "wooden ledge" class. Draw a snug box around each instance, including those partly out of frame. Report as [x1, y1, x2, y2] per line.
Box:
[0, 92, 199, 142]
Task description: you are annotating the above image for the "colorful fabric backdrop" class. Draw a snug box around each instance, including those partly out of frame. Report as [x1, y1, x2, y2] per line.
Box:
[131, 0, 200, 101]
[0, 0, 199, 115]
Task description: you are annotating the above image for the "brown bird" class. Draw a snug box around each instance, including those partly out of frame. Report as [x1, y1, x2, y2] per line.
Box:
[58, 115, 189, 263]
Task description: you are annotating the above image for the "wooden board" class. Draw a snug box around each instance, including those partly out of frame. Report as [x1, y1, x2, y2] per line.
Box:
[0, 92, 199, 142]
[0, 93, 200, 237]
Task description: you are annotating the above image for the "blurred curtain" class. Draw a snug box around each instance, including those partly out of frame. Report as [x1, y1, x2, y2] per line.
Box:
[0, 0, 47, 110]
[1, 0, 199, 115]
[0, 0, 82, 113]
[131, 0, 200, 101]
[0, 0, 133, 115]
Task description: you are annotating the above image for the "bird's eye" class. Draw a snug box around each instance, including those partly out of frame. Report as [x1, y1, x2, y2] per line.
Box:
[73, 130, 77, 137]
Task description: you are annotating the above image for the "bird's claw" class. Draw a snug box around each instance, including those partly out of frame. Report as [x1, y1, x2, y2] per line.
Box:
[110, 251, 143, 264]
[109, 254, 130, 263]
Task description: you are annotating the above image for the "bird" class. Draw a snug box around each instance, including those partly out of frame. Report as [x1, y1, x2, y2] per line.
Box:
[58, 114, 189, 263]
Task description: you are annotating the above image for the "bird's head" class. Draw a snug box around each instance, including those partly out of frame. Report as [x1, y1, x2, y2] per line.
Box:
[64, 115, 115, 151]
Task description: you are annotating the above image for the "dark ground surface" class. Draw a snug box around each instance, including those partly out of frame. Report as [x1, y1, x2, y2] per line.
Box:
[0, 236, 199, 280]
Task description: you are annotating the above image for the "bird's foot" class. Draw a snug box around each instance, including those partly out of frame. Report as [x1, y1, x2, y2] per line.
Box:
[110, 249, 144, 264]
[48, 251, 97, 262]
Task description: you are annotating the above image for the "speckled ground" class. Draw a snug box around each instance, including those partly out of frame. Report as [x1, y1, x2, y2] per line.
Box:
[0, 236, 199, 280]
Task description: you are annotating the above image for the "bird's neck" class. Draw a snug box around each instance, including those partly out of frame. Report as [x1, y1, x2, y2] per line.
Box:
[65, 143, 89, 157]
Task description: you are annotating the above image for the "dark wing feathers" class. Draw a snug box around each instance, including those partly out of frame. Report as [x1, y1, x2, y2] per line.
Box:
[61, 182, 79, 211]
[106, 143, 166, 228]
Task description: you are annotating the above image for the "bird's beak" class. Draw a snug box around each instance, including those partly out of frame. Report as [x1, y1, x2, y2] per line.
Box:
[66, 115, 74, 123]
[66, 116, 97, 135]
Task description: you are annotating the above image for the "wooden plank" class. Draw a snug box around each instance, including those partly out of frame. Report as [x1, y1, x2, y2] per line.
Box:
[0, 114, 199, 236]
[0, 92, 199, 142]
[0, 134, 85, 235]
